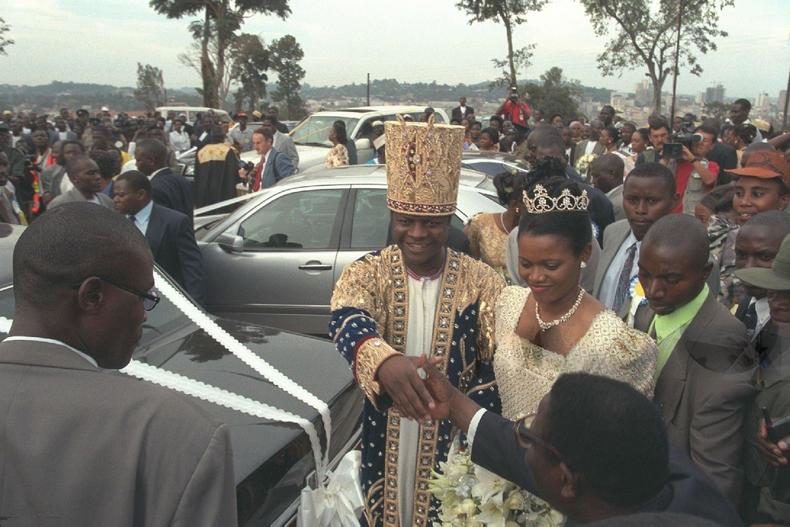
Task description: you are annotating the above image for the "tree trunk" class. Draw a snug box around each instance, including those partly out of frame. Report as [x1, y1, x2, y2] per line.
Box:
[215, 3, 227, 109]
[504, 19, 516, 88]
[649, 74, 664, 116]
[200, 7, 217, 107]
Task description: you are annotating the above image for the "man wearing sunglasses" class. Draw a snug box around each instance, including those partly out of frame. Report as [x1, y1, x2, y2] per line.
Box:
[0, 202, 236, 526]
[418, 359, 741, 526]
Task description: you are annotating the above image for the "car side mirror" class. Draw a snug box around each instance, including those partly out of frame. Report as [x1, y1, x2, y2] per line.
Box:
[356, 138, 372, 151]
[217, 232, 244, 254]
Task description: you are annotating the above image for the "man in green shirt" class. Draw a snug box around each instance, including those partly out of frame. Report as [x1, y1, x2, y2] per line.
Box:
[635, 214, 756, 506]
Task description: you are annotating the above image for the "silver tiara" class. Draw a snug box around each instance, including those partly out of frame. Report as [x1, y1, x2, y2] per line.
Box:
[523, 184, 589, 214]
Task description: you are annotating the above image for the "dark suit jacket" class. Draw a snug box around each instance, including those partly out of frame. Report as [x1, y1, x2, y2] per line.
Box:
[635, 292, 756, 504]
[146, 203, 205, 305]
[451, 105, 474, 122]
[150, 167, 193, 219]
[471, 410, 743, 527]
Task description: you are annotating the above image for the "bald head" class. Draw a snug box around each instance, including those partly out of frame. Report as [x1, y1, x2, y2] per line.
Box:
[13, 202, 151, 310]
[643, 214, 709, 270]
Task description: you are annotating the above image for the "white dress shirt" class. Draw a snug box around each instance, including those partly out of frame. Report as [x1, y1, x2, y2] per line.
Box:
[600, 231, 640, 309]
[2, 336, 98, 367]
[130, 200, 154, 236]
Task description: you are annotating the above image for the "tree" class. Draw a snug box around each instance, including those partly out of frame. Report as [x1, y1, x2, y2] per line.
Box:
[178, 21, 233, 106]
[456, 0, 548, 89]
[524, 67, 580, 120]
[269, 35, 306, 120]
[230, 34, 269, 112]
[149, 0, 290, 107]
[134, 63, 166, 113]
[0, 18, 14, 56]
[703, 101, 729, 122]
[579, 0, 733, 115]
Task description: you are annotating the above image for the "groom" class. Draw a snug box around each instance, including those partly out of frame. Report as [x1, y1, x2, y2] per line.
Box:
[329, 118, 505, 527]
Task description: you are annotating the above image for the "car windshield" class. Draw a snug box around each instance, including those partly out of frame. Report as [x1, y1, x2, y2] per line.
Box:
[290, 115, 359, 146]
[0, 275, 190, 348]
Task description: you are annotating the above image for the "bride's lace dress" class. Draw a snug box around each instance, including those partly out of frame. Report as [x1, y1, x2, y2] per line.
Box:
[433, 286, 658, 525]
[494, 285, 657, 422]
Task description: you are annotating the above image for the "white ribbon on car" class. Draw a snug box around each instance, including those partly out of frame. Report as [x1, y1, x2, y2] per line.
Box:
[118, 270, 362, 526]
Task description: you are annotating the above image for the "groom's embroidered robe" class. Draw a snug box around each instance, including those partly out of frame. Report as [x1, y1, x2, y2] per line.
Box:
[329, 245, 504, 526]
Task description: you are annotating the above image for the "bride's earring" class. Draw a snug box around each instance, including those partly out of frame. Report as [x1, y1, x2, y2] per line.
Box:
[580, 261, 587, 269]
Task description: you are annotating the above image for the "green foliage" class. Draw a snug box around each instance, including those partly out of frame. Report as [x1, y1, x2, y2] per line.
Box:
[269, 35, 306, 120]
[579, 0, 733, 114]
[456, 0, 548, 89]
[0, 18, 14, 56]
[134, 63, 166, 112]
[230, 34, 269, 112]
[524, 67, 580, 120]
[703, 101, 729, 121]
[149, 0, 291, 106]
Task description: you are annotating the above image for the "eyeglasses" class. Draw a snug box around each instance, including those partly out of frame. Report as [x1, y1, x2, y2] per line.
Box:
[515, 418, 571, 468]
[72, 276, 160, 311]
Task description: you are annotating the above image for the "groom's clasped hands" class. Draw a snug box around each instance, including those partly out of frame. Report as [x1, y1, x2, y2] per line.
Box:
[377, 354, 455, 423]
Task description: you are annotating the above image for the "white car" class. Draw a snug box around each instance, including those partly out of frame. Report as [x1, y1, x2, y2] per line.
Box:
[156, 106, 231, 124]
[240, 106, 450, 173]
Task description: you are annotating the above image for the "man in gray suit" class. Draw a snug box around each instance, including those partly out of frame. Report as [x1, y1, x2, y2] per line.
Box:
[262, 116, 299, 169]
[634, 214, 756, 506]
[0, 202, 237, 526]
[47, 155, 115, 210]
[571, 118, 605, 166]
[594, 163, 678, 318]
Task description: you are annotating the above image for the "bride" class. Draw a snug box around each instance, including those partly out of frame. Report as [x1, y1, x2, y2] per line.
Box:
[433, 165, 657, 526]
[496, 174, 657, 424]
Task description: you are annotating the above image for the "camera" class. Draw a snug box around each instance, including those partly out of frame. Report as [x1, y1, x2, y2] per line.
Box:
[663, 132, 703, 160]
[239, 160, 255, 172]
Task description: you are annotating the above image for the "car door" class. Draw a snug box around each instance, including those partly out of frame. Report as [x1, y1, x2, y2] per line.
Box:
[202, 185, 349, 335]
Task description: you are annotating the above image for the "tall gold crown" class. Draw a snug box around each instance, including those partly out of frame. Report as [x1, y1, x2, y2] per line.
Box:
[385, 115, 465, 216]
[523, 184, 590, 214]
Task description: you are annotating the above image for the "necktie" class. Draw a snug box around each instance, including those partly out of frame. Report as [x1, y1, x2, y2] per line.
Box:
[743, 300, 758, 342]
[612, 242, 637, 314]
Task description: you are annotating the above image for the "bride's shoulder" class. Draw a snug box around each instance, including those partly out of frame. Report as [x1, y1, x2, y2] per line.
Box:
[590, 310, 657, 353]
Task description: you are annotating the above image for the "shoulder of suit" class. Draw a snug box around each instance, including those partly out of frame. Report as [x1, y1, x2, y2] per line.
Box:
[602, 218, 630, 245]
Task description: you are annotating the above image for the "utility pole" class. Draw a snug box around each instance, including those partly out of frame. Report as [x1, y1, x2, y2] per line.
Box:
[366, 73, 371, 106]
[783, 67, 790, 131]
[669, 0, 683, 125]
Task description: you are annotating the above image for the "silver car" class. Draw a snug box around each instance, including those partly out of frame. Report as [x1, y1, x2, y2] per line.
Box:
[196, 165, 502, 335]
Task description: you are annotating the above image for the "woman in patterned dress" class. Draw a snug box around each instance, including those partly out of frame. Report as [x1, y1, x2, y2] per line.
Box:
[494, 176, 656, 426]
[465, 171, 525, 282]
[325, 121, 349, 168]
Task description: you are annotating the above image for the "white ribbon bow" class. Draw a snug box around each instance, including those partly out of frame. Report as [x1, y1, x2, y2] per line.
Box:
[298, 450, 364, 527]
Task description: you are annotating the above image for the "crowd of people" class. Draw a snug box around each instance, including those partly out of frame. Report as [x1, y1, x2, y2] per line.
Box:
[1, 89, 790, 527]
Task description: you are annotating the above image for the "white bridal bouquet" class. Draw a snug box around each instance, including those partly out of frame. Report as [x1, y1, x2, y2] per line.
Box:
[429, 446, 564, 527]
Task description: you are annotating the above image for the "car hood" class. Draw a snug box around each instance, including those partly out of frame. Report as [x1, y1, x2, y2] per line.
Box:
[131, 317, 361, 523]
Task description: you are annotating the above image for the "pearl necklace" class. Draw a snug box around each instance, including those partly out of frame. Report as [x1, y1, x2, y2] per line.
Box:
[535, 287, 585, 332]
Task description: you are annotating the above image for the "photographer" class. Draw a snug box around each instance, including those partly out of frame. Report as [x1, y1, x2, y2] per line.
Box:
[675, 123, 720, 214]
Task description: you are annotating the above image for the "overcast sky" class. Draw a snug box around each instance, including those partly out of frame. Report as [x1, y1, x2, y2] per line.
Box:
[1, 0, 788, 99]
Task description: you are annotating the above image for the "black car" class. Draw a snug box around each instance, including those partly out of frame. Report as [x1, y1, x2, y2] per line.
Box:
[0, 224, 362, 526]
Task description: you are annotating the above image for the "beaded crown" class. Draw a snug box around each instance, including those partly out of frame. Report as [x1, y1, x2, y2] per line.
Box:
[522, 184, 589, 214]
[385, 114, 465, 216]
